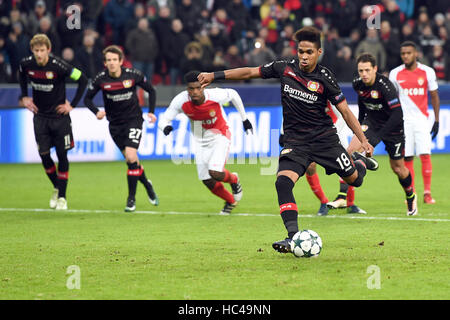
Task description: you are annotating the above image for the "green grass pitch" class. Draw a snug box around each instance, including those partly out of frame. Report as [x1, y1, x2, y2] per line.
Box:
[0, 154, 449, 300]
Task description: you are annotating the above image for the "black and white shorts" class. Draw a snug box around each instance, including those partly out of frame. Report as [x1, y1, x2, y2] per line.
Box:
[278, 133, 356, 178]
[109, 117, 144, 151]
[33, 114, 74, 154]
[363, 124, 405, 160]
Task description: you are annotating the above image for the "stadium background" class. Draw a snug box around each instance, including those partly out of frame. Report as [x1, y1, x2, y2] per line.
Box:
[0, 0, 449, 162]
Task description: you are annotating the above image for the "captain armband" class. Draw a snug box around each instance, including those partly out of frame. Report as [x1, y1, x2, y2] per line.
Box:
[70, 68, 82, 81]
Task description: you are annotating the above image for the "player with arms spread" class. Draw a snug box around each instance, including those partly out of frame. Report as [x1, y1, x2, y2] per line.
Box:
[352, 53, 417, 216]
[198, 26, 376, 253]
[158, 71, 253, 215]
[389, 41, 440, 204]
[84, 45, 158, 212]
[19, 34, 88, 210]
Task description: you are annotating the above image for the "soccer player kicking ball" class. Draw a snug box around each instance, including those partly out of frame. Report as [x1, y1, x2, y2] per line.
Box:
[352, 53, 417, 216]
[198, 27, 376, 254]
[84, 45, 159, 212]
[19, 34, 88, 210]
[389, 41, 440, 204]
[158, 71, 253, 215]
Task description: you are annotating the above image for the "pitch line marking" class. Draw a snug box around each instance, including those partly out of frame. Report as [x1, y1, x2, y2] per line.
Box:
[0, 207, 449, 222]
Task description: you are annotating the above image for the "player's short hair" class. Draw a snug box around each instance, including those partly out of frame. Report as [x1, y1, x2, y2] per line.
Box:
[293, 26, 322, 49]
[184, 71, 201, 83]
[30, 34, 51, 50]
[400, 41, 417, 50]
[356, 52, 377, 67]
[102, 45, 124, 61]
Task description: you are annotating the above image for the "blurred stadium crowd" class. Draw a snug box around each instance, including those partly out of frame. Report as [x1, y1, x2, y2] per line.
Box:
[0, 0, 449, 84]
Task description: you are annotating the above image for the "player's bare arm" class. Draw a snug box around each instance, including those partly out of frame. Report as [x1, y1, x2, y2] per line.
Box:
[430, 90, 440, 139]
[336, 100, 373, 157]
[198, 67, 261, 88]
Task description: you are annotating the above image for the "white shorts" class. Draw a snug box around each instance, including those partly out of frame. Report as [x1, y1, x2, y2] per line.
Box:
[404, 120, 432, 156]
[195, 134, 231, 180]
[335, 118, 349, 149]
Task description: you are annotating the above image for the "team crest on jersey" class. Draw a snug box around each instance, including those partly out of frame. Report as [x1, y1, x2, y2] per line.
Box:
[46, 71, 54, 79]
[123, 80, 133, 88]
[370, 90, 379, 99]
[281, 148, 292, 155]
[361, 124, 369, 132]
[417, 77, 424, 86]
[307, 81, 320, 92]
[209, 109, 216, 117]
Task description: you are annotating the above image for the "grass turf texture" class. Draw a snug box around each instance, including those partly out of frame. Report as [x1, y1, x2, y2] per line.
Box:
[0, 155, 449, 300]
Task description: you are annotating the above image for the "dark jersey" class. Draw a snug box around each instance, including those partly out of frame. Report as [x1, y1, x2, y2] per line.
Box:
[259, 58, 346, 144]
[84, 67, 156, 124]
[353, 73, 403, 135]
[19, 54, 82, 118]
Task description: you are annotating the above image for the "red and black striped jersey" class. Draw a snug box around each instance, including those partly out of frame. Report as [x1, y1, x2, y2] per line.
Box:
[353, 73, 403, 134]
[19, 54, 80, 117]
[84, 67, 156, 124]
[260, 58, 346, 144]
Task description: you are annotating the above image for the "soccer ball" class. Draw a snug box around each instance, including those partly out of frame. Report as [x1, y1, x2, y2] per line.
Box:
[290, 230, 322, 258]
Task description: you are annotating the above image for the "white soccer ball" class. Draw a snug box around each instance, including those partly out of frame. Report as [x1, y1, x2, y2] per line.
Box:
[290, 229, 323, 258]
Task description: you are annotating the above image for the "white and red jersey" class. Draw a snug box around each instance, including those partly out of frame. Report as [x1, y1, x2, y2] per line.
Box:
[159, 87, 248, 143]
[389, 62, 438, 121]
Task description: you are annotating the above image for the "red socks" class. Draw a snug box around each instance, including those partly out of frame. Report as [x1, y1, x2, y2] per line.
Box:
[211, 182, 235, 204]
[347, 186, 355, 207]
[222, 169, 238, 184]
[405, 155, 432, 194]
[420, 154, 432, 194]
[306, 173, 328, 204]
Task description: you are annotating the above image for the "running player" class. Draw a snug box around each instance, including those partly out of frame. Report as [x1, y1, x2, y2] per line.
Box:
[158, 71, 253, 215]
[19, 34, 88, 210]
[198, 26, 376, 253]
[389, 41, 440, 204]
[351, 52, 417, 216]
[83, 45, 158, 212]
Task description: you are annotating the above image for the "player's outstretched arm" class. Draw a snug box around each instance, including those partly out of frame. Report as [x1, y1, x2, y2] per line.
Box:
[336, 100, 373, 157]
[198, 67, 261, 88]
